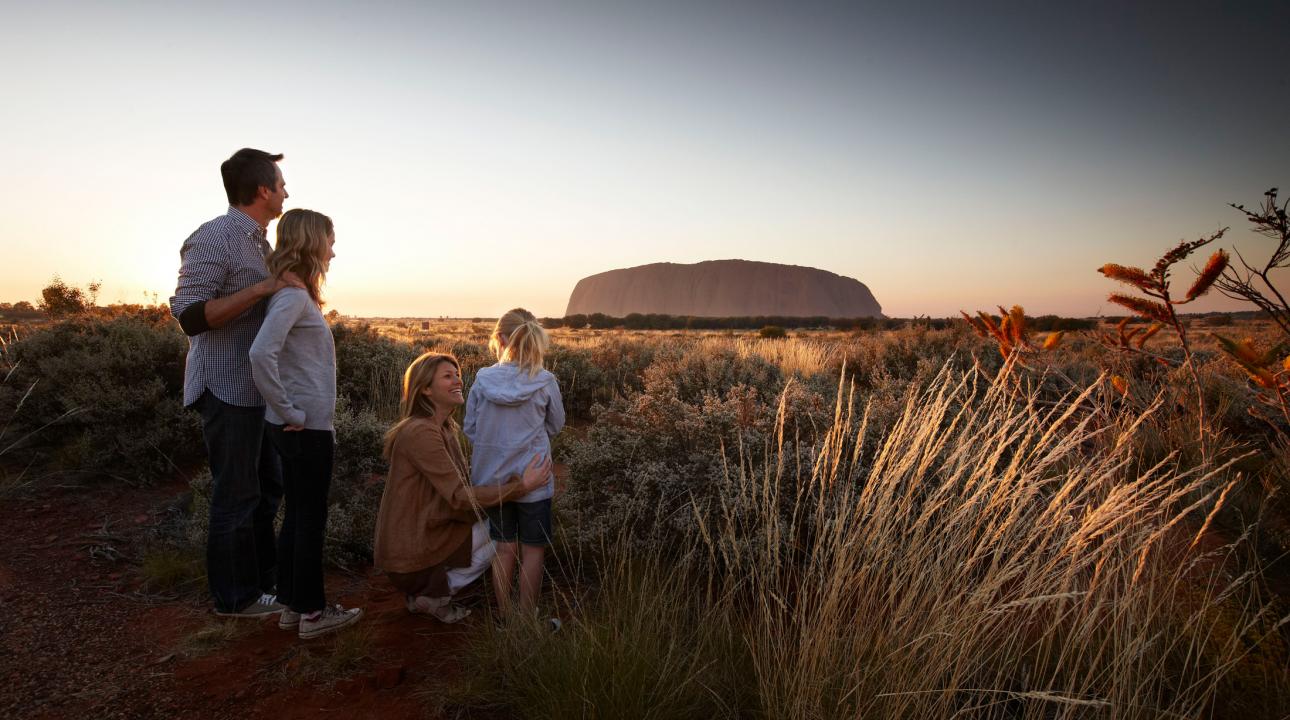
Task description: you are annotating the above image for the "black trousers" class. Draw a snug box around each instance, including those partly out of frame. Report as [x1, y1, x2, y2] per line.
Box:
[196, 391, 282, 613]
[267, 425, 334, 614]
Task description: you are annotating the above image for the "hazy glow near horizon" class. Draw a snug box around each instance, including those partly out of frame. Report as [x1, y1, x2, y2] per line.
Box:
[1, 2, 1286, 318]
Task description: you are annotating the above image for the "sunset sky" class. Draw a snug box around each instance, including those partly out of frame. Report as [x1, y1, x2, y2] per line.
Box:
[1, 1, 1286, 318]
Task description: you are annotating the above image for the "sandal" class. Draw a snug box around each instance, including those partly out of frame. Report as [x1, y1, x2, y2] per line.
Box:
[406, 595, 472, 624]
[431, 602, 471, 624]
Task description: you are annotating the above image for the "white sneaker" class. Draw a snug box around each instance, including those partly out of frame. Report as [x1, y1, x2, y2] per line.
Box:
[215, 593, 286, 618]
[298, 605, 363, 639]
[278, 609, 301, 629]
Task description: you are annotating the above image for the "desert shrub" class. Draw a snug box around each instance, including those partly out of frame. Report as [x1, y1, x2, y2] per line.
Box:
[331, 322, 418, 420]
[559, 345, 839, 554]
[325, 396, 390, 566]
[838, 325, 974, 389]
[0, 310, 200, 482]
[546, 346, 610, 421]
[643, 343, 785, 406]
[545, 338, 658, 422]
[757, 324, 786, 339]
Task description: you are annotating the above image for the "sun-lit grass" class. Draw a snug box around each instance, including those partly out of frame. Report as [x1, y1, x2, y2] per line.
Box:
[444, 363, 1289, 719]
[705, 335, 838, 378]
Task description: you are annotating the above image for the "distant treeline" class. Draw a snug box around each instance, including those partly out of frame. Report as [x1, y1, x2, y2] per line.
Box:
[539, 313, 1100, 332]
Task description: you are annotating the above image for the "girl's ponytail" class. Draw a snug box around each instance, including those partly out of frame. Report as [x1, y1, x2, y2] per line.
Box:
[490, 308, 549, 378]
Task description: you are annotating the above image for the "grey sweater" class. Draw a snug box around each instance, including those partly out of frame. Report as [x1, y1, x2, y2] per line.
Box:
[249, 288, 337, 430]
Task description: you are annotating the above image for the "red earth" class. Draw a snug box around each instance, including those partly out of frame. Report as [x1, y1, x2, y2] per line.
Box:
[0, 479, 510, 719]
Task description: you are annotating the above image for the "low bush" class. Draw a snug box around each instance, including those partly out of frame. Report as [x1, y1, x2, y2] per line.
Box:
[0, 310, 200, 483]
[332, 322, 418, 422]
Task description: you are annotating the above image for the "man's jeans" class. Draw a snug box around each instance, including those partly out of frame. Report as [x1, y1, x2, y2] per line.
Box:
[267, 425, 334, 614]
[196, 391, 283, 612]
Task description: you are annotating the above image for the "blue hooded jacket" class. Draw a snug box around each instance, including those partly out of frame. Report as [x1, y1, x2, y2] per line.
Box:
[463, 363, 565, 502]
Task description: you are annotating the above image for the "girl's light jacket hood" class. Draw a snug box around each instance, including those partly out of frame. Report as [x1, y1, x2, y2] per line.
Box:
[463, 363, 564, 502]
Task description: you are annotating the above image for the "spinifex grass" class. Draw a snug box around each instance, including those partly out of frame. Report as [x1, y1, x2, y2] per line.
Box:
[452, 365, 1287, 719]
[138, 545, 204, 594]
[175, 620, 256, 659]
[714, 365, 1283, 718]
[274, 624, 376, 687]
[435, 554, 753, 719]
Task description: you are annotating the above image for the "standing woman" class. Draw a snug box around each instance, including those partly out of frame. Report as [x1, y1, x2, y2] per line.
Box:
[250, 209, 362, 639]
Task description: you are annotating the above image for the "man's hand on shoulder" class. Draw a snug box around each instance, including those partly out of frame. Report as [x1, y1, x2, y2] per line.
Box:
[276, 270, 306, 292]
[201, 271, 308, 331]
[255, 271, 306, 297]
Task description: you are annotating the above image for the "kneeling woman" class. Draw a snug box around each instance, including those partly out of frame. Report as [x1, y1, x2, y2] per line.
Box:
[373, 352, 549, 623]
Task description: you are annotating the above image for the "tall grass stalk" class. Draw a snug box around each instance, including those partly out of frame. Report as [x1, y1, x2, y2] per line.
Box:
[456, 365, 1287, 718]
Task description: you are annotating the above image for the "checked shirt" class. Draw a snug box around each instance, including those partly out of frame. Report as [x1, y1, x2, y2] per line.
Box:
[169, 207, 273, 408]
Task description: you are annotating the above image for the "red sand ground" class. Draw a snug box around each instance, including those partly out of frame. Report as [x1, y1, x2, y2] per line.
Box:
[0, 480, 505, 719]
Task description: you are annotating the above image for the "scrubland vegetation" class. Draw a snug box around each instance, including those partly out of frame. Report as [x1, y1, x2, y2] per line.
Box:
[5, 307, 1289, 717]
[3, 189, 1289, 717]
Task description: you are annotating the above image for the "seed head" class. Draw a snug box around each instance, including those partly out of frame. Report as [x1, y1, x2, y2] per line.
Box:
[1184, 250, 1229, 301]
[1110, 375, 1130, 396]
[1107, 294, 1173, 324]
[1098, 264, 1156, 292]
[960, 310, 988, 338]
[1008, 305, 1027, 345]
[1136, 323, 1163, 348]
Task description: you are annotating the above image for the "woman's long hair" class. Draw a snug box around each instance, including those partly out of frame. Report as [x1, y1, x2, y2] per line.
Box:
[489, 307, 549, 378]
[267, 208, 333, 306]
[382, 352, 460, 459]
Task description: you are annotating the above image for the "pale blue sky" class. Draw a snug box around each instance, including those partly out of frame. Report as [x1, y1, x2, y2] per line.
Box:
[1, 1, 1285, 317]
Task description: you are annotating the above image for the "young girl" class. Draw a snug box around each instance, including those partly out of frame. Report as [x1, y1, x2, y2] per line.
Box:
[249, 209, 362, 639]
[464, 308, 565, 617]
[373, 352, 550, 623]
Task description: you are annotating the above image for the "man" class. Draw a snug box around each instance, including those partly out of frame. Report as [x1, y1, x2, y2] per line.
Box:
[170, 148, 301, 616]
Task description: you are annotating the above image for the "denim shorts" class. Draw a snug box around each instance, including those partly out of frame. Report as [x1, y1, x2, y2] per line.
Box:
[485, 499, 552, 546]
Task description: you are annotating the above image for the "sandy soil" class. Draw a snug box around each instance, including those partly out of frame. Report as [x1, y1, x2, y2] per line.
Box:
[0, 480, 503, 719]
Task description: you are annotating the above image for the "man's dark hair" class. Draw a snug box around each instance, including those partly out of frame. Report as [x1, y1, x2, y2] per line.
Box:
[220, 148, 284, 206]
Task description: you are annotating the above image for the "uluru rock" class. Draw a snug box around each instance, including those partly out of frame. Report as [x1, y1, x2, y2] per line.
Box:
[565, 260, 882, 318]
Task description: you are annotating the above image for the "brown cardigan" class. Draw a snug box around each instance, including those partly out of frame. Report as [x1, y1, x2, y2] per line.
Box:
[372, 417, 528, 574]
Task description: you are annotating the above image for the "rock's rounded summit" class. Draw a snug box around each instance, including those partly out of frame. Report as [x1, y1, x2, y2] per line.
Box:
[565, 260, 883, 318]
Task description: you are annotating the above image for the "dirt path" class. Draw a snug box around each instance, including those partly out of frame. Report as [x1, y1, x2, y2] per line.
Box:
[0, 481, 497, 719]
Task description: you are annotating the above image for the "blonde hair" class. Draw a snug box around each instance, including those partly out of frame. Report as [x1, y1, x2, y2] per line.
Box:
[381, 352, 460, 459]
[489, 308, 549, 378]
[267, 208, 333, 306]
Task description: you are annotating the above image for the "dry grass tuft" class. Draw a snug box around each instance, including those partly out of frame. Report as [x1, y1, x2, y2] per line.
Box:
[175, 620, 256, 658]
[138, 546, 204, 594]
[275, 623, 376, 687]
